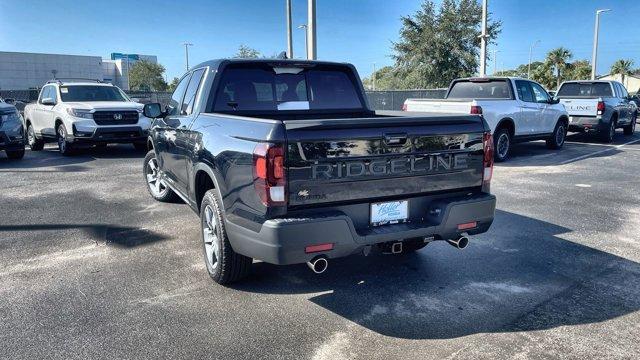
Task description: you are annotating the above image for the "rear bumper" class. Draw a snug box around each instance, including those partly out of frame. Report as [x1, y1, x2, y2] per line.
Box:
[69, 126, 147, 144]
[568, 116, 606, 133]
[225, 193, 496, 265]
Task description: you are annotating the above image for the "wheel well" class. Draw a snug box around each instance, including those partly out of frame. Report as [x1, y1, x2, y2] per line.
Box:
[195, 170, 215, 211]
[54, 118, 63, 130]
[496, 119, 515, 137]
[611, 112, 618, 124]
[558, 115, 569, 127]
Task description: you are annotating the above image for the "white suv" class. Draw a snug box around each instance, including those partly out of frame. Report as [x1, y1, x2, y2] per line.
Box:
[23, 80, 151, 155]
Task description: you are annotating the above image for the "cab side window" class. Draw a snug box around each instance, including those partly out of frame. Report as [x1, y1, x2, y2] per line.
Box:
[618, 83, 628, 98]
[529, 82, 550, 103]
[168, 75, 191, 116]
[181, 68, 206, 115]
[515, 80, 535, 102]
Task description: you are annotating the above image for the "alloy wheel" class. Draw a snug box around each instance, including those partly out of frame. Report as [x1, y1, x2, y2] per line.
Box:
[497, 133, 509, 159]
[202, 205, 221, 270]
[145, 157, 168, 197]
[57, 126, 66, 152]
[556, 125, 565, 146]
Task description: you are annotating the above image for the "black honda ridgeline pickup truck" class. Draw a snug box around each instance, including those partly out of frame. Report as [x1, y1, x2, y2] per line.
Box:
[142, 59, 496, 284]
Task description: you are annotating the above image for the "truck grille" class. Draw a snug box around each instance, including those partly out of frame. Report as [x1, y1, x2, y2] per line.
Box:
[93, 111, 139, 125]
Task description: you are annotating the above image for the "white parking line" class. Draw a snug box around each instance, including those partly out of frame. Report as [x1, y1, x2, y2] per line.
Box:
[560, 138, 640, 165]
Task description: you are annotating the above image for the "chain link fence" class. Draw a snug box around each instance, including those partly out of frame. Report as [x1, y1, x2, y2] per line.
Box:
[365, 89, 447, 110]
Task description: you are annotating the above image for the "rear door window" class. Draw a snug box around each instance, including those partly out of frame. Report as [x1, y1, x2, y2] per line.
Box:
[557, 82, 613, 97]
[515, 80, 535, 102]
[447, 80, 511, 99]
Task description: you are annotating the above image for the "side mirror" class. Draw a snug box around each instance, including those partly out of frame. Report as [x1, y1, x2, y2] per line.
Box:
[548, 97, 560, 105]
[41, 97, 56, 106]
[143, 102, 164, 118]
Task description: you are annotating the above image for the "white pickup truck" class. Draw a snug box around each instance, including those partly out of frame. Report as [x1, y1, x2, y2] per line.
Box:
[23, 80, 151, 155]
[556, 80, 637, 142]
[403, 77, 569, 161]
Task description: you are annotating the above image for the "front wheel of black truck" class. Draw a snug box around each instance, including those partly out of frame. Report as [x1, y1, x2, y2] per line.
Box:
[143, 150, 178, 202]
[201, 189, 252, 285]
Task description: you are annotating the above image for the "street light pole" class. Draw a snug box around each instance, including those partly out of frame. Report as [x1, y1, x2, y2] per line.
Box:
[286, 0, 293, 59]
[298, 25, 308, 59]
[491, 49, 499, 75]
[479, 0, 488, 76]
[183, 42, 193, 72]
[591, 9, 610, 80]
[528, 40, 540, 79]
[307, 0, 317, 60]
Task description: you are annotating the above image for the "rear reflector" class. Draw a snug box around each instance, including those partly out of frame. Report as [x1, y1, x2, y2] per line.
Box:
[458, 221, 477, 230]
[305, 243, 334, 253]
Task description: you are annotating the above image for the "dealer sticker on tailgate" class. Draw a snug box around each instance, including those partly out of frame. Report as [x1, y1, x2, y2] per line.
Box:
[371, 200, 408, 226]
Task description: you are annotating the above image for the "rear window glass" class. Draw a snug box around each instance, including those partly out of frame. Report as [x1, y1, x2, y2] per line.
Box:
[447, 80, 511, 99]
[213, 66, 362, 112]
[557, 82, 613, 97]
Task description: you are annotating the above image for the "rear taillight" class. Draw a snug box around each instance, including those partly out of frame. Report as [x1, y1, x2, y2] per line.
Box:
[401, 103, 408, 111]
[597, 101, 605, 115]
[470, 105, 483, 115]
[253, 143, 286, 206]
[482, 132, 493, 190]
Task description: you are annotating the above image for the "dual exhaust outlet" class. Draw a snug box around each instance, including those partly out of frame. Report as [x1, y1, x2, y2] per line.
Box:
[305, 234, 469, 274]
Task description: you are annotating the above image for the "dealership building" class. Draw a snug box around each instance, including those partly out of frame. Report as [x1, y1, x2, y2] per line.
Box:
[0, 51, 158, 91]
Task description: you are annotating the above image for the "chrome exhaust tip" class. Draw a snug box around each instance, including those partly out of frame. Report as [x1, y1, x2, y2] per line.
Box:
[307, 256, 328, 274]
[447, 235, 469, 249]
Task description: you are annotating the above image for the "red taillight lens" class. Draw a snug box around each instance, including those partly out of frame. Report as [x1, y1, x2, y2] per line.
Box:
[597, 101, 605, 114]
[253, 143, 286, 206]
[470, 105, 483, 115]
[401, 103, 408, 111]
[482, 132, 494, 186]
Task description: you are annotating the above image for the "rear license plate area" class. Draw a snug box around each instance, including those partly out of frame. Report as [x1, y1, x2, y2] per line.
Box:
[370, 200, 408, 226]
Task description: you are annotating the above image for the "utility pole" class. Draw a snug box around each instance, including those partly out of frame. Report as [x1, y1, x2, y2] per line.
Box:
[528, 40, 540, 79]
[298, 25, 308, 58]
[372, 63, 376, 91]
[183, 42, 193, 72]
[307, 0, 317, 60]
[491, 49, 499, 75]
[591, 9, 611, 80]
[479, 0, 488, 76]
[286, 0, 293, 59]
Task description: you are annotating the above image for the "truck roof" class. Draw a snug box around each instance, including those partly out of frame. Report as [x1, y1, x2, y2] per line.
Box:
[190, 58, 355, 73]
[455, 76, 525, 82]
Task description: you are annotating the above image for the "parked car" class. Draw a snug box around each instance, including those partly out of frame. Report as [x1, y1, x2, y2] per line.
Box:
[556, 80, 637, 142]
[23, 80, 150, 155]
[403, 77, 569, 162]
[0, 101, 26, 159]
[142, 59, 497, 284]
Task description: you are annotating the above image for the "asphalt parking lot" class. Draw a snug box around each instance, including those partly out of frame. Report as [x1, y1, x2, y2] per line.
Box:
[1, 131, 639, 360]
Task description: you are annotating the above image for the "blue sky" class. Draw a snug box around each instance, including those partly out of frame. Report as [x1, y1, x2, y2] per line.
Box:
[1, 0, 638, 81]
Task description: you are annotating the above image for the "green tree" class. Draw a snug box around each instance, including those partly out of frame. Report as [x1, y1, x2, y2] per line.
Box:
[362, 66, 401, 90]
[566, 60, 591, 80]
[610, 59, 634, 84]
[531, 61, 556, 90]
[392, 0, 501, 89]
[129, 60, 168, 91]
[546, 47, 573, 88]
[167, 77, 180, 92]
[234, 45, 261, 59]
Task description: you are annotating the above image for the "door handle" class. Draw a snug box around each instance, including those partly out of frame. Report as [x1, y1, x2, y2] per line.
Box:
[384, 133, 408, 147]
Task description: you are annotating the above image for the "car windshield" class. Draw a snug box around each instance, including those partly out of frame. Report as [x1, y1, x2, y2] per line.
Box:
[213, 65, 363, 112]
[447, 80, 512, 99]
[59, 85, 129, 102]
[557, 82, 613, 97]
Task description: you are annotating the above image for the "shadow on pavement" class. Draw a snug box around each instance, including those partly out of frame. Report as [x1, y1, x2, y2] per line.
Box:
[0, 144, 145, 169]
[233, 209, 640, 339]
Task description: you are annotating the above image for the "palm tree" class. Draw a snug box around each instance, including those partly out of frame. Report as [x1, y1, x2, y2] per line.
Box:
[610, 59, 634, 85]
[546, 47, 573, 88]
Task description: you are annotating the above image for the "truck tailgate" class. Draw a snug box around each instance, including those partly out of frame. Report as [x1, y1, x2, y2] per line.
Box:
[404, 99, 472, 114]
[559, 98, 599, 117]
[284, 116, 486, 207]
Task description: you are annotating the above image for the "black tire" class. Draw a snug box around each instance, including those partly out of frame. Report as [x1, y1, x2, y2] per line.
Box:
[623, 112, 636, 135]
[142, 150, 179, 202]
[5, 148, 25, 160]
[27, 124, 44, 151]
[546, 120, 567, 149]
[133, 142, 148, 152]
[600, 117, 616, 143]
[493, 127, 511, 162]
[200, 189, 252, 284]
[56, 123, 74, 156]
